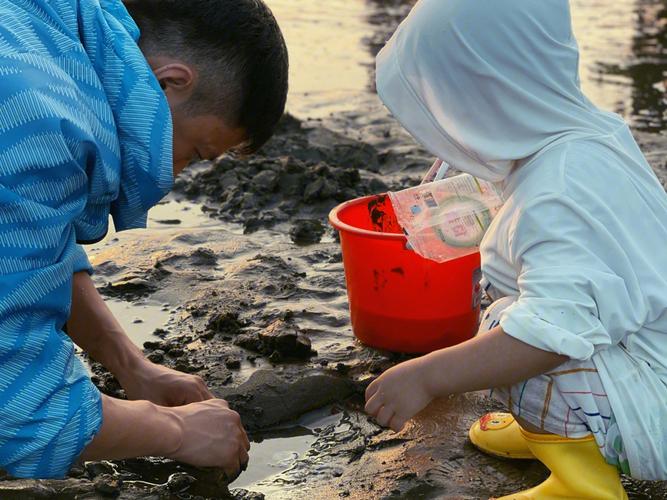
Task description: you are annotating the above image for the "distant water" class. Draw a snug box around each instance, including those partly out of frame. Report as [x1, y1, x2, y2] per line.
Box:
[266, 0, 667, 131]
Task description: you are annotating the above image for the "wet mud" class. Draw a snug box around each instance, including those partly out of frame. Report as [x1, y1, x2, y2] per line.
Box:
[171, 113, 397, 239]
[3, 0, 667, 498]
[3, 117, 663, 499]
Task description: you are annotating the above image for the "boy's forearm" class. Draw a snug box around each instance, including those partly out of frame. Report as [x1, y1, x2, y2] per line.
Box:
[68, 271, 145, 378]
[422, 326, 568, 397]
[80, 394, 181, 461]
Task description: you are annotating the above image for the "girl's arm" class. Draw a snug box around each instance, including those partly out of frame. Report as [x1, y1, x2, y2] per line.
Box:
[365, 326, 568, 432]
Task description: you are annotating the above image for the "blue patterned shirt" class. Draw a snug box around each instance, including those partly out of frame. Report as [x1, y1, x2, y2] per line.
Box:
[0, 0, 173, 478]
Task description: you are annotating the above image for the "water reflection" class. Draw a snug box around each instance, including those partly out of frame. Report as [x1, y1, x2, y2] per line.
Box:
[265, 0, 667, 132]
[614, 1, 666, 131]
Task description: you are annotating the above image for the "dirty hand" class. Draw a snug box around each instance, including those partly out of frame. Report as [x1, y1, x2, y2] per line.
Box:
[364, 357, 435, 432]
[169, 399, 251, 481]
[122, 360, 215, 406]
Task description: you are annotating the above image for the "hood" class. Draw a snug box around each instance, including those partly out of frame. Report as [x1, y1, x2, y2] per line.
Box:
[376, 0, 625, 182]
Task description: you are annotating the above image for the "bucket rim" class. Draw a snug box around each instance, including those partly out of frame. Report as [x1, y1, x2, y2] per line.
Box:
[328, 193, 407, 241]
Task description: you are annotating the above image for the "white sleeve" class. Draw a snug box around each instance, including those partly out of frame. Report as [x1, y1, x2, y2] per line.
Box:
[498, 195, 644, 360]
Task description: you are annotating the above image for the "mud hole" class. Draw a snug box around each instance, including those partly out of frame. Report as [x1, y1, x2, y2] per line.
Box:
[3, 0, 667, 498]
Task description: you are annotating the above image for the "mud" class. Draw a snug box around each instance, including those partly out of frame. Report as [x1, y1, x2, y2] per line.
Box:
[172, 114, 395, 237]
[6, 114, 660, 499]
[3, 0, 667, 498]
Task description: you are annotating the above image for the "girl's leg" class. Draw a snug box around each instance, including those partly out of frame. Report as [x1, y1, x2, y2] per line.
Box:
[473, 296, 628, 499]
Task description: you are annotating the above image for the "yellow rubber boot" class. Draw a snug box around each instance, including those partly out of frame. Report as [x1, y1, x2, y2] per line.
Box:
[495, 428, 628, 500]
[469, 413, 535, 459]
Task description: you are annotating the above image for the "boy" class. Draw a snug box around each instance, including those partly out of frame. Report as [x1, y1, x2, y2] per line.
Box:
[0, 0, 287, 481]
[365, 1, 667, 498]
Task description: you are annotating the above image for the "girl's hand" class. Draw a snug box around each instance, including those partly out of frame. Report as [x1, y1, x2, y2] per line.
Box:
[364, 356, 437, 432]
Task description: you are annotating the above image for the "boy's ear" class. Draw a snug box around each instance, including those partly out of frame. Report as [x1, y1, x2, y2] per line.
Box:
[152, 62, 196, 106]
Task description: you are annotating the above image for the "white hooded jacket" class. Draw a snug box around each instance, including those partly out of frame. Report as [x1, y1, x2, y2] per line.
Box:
[377, 0, 667, 479]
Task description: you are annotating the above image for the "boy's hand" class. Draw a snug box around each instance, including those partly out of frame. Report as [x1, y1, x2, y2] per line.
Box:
[83, 396, 250, 482]
[364, 357, 436, 432]
[170, 399, 251, 481]
[122, 360, 215, 406]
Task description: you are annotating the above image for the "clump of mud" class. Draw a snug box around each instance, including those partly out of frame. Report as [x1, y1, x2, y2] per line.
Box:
[172, 114, 393, 240]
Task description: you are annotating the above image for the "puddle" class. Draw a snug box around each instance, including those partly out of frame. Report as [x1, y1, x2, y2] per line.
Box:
[88, 196, 245, 252]
[232, 407, 344, 492]
[571, 0, 667, 132]
[147, 197, 222, 229]
[232, 428, 316, 489]
[104, 299, 172, 348]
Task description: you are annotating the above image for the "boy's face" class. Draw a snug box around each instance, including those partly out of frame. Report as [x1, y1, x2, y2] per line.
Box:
[149, 56, 248, 176]
[170, 106, 247, 176]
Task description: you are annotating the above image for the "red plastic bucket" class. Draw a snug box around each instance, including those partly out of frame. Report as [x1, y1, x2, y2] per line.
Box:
[329, 194, 482, 353]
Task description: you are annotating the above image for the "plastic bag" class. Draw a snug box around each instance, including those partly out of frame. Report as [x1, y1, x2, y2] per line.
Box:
[388, 173, 504, 262]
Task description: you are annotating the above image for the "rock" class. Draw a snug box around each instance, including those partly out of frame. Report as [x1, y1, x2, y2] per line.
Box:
[167, 348, 185, 358]
[219, 370, 355, 430]
[174, 359, 202, 373]
[190, 247, 218, 266]
[146, 349, 165, 363]
[93, 474, 122, 497]
[230, 489, 266, 500]
[207, 312, 244, 336]
[153, 218, 181, 225]
[289, 219, 326, 245]
[234, 332, 263, 351]
[252, 169, 280, 191]
[85, 461, 116, 478]
[303, 177, 326, 201]
[257, 320, 313, 359]
[0, 479, 96, 498]
[101, 277, 156, 299]
[225, 357, 242, 369]
[166, 472, 196, 492]
[143, 340, 165, 350]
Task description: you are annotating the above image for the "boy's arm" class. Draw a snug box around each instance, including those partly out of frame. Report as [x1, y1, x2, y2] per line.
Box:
[67, 271, 214, 405]
[365, 326, 568, 432]
[81, 394, 250, 480]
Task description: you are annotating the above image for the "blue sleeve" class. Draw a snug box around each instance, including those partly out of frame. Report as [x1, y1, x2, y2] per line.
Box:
[0, 55, 103, 478]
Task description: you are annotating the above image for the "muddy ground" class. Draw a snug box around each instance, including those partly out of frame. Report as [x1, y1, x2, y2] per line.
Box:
[3, 0, 667, 497]
[2, 110, 666, 499]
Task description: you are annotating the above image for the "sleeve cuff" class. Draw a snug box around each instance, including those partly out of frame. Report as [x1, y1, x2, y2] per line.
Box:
[71, 245, 93, 275]
[499, 304, 596, 361]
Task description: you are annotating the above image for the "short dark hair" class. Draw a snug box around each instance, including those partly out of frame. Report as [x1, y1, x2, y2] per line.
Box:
[124, 0, 289, 154]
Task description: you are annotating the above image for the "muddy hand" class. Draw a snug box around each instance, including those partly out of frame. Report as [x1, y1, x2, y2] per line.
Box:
[123, 360, 215, 406]
[169, 399, 251, 481]
[364, 357, 435, 432]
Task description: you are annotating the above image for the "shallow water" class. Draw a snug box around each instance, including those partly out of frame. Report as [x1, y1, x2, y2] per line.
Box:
[266, 0, 667, 130]
[231, 407, 343, 492]
[104, 300, 172, 347]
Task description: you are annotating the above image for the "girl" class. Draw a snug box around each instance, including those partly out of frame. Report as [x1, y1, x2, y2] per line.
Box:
[364, 1, 667, 498]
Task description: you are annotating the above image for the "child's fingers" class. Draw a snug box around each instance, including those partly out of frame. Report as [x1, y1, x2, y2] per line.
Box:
[376, 405, 395, 428]
[364, 392, 383, 417]
[365, 377, 380, 401]
[388, 414, 407, 433]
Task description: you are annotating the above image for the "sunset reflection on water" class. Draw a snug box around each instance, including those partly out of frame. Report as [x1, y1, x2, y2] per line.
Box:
[265, 0, 667, 130]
